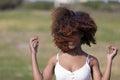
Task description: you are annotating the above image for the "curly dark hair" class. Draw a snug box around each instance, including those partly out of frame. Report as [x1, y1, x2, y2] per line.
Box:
[51, 7, 97, 53]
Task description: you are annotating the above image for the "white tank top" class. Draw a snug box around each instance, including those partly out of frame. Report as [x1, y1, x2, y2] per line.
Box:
[54, 54, 91, 80]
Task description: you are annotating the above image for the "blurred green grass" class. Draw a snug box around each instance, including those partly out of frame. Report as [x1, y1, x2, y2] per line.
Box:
[0, 10, 120, 80]
[0, 10, 51, 31]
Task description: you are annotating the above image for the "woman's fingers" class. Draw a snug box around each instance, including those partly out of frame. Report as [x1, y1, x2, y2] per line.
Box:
[107, 45, 118, 60]
[30, 36, 39, 46]
[30, 36, 39, 43]
[29, 36, 39, 54]
[33, 40, 39, 48]
[108, 45, 118, 54]
[34, 35, 39, 40]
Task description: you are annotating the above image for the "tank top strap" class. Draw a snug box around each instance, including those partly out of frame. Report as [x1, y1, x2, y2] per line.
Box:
[86, 54, 90, 63]
[56, 53, 59, 62]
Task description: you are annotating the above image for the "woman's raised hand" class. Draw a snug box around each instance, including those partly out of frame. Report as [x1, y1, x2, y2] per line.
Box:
[107, 45, 118, 61]
[29, 36, 39, 55]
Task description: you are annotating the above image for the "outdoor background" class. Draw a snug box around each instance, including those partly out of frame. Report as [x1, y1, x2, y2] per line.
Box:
[0, 0, 120, 80]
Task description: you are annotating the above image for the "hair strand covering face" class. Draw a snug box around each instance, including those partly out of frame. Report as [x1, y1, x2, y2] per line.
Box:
[51, 7, 97, 54]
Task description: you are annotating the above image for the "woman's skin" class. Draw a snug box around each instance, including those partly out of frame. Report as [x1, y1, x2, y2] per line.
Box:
[29, 36, 118, 80]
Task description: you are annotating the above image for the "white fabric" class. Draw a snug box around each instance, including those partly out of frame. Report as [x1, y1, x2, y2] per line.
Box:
[55, 54, 91, 80]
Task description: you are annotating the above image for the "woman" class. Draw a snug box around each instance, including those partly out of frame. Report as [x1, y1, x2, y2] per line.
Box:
[29, 7, 118, 80]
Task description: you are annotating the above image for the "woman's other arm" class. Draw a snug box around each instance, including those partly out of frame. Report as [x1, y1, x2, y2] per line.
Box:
[102, 46, 118, 80]
[29, 36, 56, 80]
[91, 45, 118, 80]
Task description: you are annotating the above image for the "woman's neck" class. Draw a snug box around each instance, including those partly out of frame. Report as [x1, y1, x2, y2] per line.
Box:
[62, 47, 84, 56]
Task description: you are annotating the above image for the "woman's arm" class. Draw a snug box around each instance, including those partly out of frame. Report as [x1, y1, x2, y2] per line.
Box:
[29, 36, 43, 80]
[31, 53, 43, 80]
[91, 45, 118, 80]
[29, 36, 55, 80]
[102, 46, 118, 80]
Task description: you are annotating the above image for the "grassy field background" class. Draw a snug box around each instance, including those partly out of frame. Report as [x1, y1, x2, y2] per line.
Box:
[0, 9, 120, 80]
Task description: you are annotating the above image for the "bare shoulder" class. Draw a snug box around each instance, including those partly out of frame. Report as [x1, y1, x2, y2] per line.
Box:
[89, 55, 99, 66]
[43, 54, 57, 79]
[47, 54, 57, 65]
